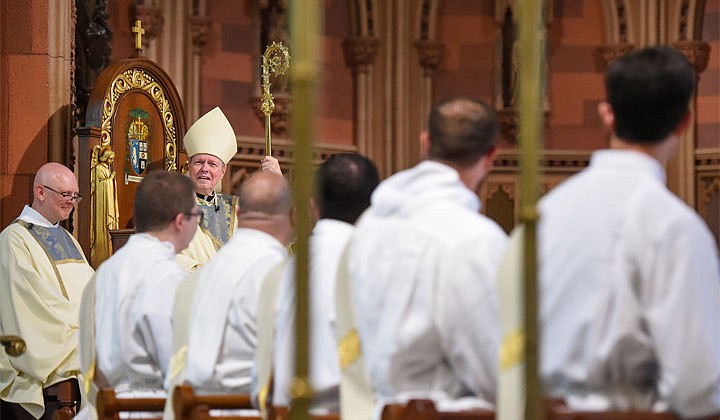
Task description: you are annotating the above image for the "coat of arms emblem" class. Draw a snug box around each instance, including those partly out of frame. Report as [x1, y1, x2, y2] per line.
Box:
[126, 108, 151, 182]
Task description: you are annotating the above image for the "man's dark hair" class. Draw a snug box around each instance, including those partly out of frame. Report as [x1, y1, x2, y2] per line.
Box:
[134, 170, 195, 233]
[606, 46, 695, 144]
[315, 153, 380, 224]
[427, 96, 498, 167]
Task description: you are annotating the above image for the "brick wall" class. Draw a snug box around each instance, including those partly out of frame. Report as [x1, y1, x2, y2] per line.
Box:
[698, 0, 719, 149]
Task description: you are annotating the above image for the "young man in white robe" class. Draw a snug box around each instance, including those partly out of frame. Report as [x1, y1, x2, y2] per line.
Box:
[183, 172, 294, 395]
[255, 153, 380, 413]
[342, 97, 508, 410]
[536, 46, 720, 419]
[0, 163, 93, 420]
[178, 107, 281, 270]
[92, 170, 200, 400]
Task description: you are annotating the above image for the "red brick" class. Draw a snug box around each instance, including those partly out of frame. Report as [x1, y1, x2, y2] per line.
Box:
[697, 123, 720, 148]
[6, 54, 49, 174]
[1, 174, 33, 229]
[3, 0, 32, 53]
[30, 0, 48, 54]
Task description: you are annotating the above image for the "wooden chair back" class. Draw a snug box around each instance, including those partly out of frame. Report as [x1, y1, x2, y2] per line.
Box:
[269, 406, 339, 420]
[172, 384, 258, 420]
[379, 399, 680, 420]
[96, 388, 166, 420]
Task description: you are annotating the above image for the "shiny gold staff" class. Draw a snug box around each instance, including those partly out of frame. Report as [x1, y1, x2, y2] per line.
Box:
[260, 42, 291, 156]
[288, 1, 321, 419]
[0, 335, 26, 357]
[517, 0, 545, 418]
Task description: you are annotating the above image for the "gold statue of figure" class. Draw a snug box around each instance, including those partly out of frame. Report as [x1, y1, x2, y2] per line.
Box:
[260, 41, 291, 155]
[90, 144, 120, 267]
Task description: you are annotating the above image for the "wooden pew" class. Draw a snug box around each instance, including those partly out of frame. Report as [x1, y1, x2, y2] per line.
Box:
[380, 399, 680, 420]
[172, 384, 259, 420]
[96, 388, 166, 420]
[380, 399, 493, 420]
[269, 406, 339, 420]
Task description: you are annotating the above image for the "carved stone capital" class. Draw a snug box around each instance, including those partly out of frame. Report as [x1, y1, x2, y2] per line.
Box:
[595, 43, 634, 71]
[133, 6, 164, 46]
[251, 93, 291, 136]
[673, 40, 711, 73]
[188, 16, 212, 52]
[414, 40, 445, 77]
[342, 36, 380, 75]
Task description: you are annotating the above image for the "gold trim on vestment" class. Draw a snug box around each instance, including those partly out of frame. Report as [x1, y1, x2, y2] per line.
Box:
[500, 328, 525, 371]
[14, 220, 70, 300]
[338, 328, 362, 371]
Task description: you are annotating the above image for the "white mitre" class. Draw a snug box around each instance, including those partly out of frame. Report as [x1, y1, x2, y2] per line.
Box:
[184, 107, 237, 164]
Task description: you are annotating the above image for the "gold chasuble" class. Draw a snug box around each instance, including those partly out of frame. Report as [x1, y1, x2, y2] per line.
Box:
[0, 221, 93, 418]
[176, 193, 238, 270]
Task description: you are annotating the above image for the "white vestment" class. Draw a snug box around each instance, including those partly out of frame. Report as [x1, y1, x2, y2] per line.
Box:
[538, 150, 720, 418]
[94, 233, 188, 397]
[347, 161, 507, 406]
[185, 228, 287, 393]
[270, 219, 353, 411]
[0, 206, 93, 418]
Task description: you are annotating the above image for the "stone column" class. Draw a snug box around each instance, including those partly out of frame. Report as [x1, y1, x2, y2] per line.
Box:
[342, 36, 379, 159]
[187, 14, 211, 123]
[414, 39, 444, 134]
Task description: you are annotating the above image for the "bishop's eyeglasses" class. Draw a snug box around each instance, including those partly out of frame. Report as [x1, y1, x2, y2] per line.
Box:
[43, 185, 83, 203]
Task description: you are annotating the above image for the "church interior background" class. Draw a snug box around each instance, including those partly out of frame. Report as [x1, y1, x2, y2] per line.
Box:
[0, 0, 718, 247]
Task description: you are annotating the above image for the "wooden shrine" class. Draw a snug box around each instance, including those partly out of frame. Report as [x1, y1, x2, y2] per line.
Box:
[76, 21, 187, 268]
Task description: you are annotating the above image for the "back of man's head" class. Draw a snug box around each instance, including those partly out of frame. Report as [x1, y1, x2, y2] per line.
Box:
[134, 170, 195, 233]
[315, 153, 380, 224]
[237, 172, 293, 219]
[427, 96, 498, 168]
[606, 46, 695, 144]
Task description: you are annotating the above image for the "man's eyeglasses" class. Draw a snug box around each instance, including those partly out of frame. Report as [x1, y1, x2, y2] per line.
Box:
[43, 185, 83, 203]
[184, 211, 204, 223]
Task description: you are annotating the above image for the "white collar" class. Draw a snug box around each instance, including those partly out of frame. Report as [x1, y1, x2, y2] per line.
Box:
[18, 205, 59, 228]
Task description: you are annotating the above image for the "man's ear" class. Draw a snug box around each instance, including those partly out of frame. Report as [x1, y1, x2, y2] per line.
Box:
[597, 101, 615, 132]
[173, 213, 185, 230]
[420, 131, 430, 158]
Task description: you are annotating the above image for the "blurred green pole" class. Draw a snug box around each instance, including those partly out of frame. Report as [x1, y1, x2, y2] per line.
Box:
[516, 0, 545, 419]
[288, 1, 322, 420]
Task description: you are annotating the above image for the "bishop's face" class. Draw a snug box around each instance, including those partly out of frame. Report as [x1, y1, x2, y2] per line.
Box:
[188, 153, 226, 196]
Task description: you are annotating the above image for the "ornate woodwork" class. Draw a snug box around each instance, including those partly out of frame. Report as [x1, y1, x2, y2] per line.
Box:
[77, 56, 187, 266]
[481, 150, 592, 232]
[73, 0, 112, 132]
[224, 136, 357, 194]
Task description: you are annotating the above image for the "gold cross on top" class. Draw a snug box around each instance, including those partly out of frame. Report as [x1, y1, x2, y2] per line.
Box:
[132, 19, 145, 51]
